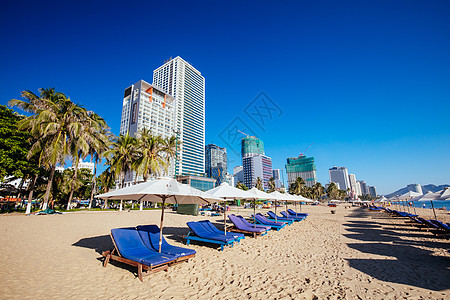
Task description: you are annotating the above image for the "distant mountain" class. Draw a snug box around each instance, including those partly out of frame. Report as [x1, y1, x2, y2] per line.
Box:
[385, 184, 450, 198]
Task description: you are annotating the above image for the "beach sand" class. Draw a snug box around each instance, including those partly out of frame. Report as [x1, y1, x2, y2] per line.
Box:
[0, 205, 449, 299]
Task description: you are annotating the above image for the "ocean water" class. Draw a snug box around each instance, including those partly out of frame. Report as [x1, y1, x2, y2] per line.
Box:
[395, 200, 450, 211]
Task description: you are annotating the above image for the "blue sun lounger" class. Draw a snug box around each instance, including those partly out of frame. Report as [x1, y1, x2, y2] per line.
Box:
[266, 211, 294, 225]
[287, 209, 309, 218]
[228, 214, 268, 237]
[102, 227, 177, 282]
[136, 225, 196, 262]
[198, 220, 245, 242]
[235, 215, 271, 232]
[254, 213, 286, 230]
[430, 220, 450, 234]
[185, 221, 236, 251]
[281, 211, 305, 221]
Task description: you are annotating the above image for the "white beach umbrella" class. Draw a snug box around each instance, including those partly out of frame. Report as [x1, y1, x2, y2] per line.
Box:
[96, 178, 221, 252]
[269, 191, 292, 221]
[396, 191, 422, 200]
[247, 187, 276, 227]
[205, 182, 256, 234]
[439, 188, 450, 200]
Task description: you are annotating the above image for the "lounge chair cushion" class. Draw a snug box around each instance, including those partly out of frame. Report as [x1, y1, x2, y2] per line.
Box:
[187, 222, 236, 243]
[111, 228, 176, 266]
[137, 225, 196, 258]
[228, 215, 266, 233]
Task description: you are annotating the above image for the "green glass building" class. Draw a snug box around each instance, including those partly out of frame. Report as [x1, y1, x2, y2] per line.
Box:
[285, 155, 317, 188]
[241, 136, 265, 158]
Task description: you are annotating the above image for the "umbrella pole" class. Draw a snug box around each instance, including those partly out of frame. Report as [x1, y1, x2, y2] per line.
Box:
[412, 200, 417, 215]
[430, 200, 437, 220]
[159, 197, 166, 253]
[275, 200, 277, 222]
[254, 199, 256, 228]
[224, 201, 227, 235]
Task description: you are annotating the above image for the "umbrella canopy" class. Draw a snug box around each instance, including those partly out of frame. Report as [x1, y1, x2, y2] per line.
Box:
[247, 187, 276, 227]
[96, 178, 220, 204]
[439, 188, 450, 200]
[96, 178, 222, 252]
[269, 191, 292, 201]
[205, 182, 256, 234]
[247, 187, 277, 200]
[417, 191, 441, 201]
[394, 191, 422, 200]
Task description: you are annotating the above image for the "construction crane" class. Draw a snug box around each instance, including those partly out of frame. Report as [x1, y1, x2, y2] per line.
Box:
[237, 130, 250, 137]
[299, 143, 313, 157]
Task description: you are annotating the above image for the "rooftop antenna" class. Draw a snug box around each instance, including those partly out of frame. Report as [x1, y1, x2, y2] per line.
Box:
[299, 143, 313, 157]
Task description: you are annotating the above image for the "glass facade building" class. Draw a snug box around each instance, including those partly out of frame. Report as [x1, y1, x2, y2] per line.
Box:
[205, 144, 227, 186]
[153, 56, 205, 176]
[241, 136, 265, 158]
[286, 156, 317, 188]
[243, 154, 273, 190]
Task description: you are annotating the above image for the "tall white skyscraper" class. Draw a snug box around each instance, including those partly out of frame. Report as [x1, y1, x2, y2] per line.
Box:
[348, 174, 361, 196]
[153, 56, 205, 175]
[329, 166, 350, 192]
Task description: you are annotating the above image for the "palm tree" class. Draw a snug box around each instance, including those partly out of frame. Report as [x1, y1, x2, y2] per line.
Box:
[311, 182, 325, 200]
[66, 111, 110, 210]
[105, 132, 138, 188]
[236, 182, 248, 191]
[290, 177, 305, 195]
[267, 177, 276, 193]
[134, 129, 167, 181]
[326, 182, 339, 199]
[9, 88, 82, 210]
[255, 177, 263, 191]
[97, 166, 115, 209]
[163, 135, 179, 176]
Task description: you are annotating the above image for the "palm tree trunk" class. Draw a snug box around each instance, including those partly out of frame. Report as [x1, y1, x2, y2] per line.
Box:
[43, 165, 56, 210]
[26, 174, 38, 214]
[67, 158, 80, 210]
[89, 161, 98, 209]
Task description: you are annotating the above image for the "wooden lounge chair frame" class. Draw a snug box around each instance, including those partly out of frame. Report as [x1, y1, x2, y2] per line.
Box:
[102, 233, 186, 282]
[226, 225, 268, 238]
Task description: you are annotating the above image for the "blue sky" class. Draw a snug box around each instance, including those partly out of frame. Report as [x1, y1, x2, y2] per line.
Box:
[1, 1, 449, 194]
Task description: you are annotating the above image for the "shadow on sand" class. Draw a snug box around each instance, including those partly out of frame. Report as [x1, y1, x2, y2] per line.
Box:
[343, 208, 450, 291]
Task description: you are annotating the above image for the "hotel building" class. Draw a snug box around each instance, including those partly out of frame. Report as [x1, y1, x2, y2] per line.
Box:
[329, 166, 350, 192]
[119, 80, 176, 181]
[153, 56, 205, 176]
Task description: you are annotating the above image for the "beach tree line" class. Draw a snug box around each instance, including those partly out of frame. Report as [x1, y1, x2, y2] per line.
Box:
[2, 88, 177, 212]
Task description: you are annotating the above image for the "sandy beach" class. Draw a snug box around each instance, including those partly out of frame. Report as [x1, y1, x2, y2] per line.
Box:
[1, 205, 449, 299]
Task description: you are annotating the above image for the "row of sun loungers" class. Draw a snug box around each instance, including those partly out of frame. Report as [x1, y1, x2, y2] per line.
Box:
[369, 205, 450, 238]
[103, 209, 308, 281]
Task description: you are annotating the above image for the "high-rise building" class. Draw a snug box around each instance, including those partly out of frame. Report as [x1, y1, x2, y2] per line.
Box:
[272, 169, 282, 189]
[286, 156, 317, 188]
[329, 166, 350, 192]
[243, 154, 273, 190]
[348, 174, 361, 196]
[407, 184, 423, 195]
[241, 136, 265, 158]
[233, 166, 244, 186]
[120, 80, 176, 182]
[358, 180, 368, 195]
[205, 144, 227, 185]
[368, 186, 377, 197]
[153, 56, 205, 176]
